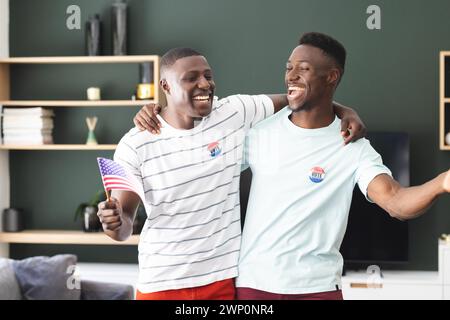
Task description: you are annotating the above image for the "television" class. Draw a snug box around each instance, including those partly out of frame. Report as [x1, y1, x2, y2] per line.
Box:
[239, 132, 410, 270]
[340, 132, 410, 270]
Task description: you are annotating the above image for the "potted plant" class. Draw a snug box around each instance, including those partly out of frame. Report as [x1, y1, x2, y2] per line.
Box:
[74, 188, 105, 232]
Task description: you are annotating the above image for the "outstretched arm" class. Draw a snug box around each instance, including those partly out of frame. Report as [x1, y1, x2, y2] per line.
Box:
[367, 171, 450, 221]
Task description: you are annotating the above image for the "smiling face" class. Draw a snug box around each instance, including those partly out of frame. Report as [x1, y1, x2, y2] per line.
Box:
[285, 45, 339, 112]
[161, 55, 215, 118]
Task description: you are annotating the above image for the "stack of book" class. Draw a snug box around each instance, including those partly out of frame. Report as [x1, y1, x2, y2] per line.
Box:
[1, 107, 54, 145]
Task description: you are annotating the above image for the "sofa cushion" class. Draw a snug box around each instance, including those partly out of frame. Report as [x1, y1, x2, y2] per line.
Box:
[0, 258, 22, 300]
[12, 254, 81, 300]
[80, 280, 134, 300]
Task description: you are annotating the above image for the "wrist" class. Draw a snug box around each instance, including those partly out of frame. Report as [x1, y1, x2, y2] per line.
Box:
[438, 172, 448, 194]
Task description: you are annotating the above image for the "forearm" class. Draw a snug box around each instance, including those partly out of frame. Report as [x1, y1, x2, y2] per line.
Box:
[333, 101, 352, 119]
[384, 173, 446, 220]
[104, 211, 134, 241]
[267, 94, 288, 113]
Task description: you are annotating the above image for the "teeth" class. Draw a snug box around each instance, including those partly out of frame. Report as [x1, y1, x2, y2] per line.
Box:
[288, 86, 305, 91]
[193, 95, 210, 100]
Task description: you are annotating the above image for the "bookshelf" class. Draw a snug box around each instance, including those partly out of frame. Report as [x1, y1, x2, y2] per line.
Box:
[0, 230, 139, 245]
[440, 51, 450, 150]
[0, 56, 161, 253]
[0, 100, 154, 107]
[0, 144, 117, 150]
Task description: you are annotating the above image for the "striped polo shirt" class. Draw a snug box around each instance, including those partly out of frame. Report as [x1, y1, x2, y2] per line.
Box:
[114, 94, 274, 293]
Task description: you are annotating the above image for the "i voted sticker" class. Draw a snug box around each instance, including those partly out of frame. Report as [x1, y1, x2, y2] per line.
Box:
[207, 141, 221, 158]
[309, 167, 325, 183]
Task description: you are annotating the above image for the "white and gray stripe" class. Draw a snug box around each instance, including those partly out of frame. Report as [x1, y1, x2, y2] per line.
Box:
[143, 219, 240, 245]
[135, 111, 239, 150]
[141, 143, 242, 180]
[139, 265, 238, 285]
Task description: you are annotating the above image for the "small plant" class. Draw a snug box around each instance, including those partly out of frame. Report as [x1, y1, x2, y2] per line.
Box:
[74, 188, 106, 221]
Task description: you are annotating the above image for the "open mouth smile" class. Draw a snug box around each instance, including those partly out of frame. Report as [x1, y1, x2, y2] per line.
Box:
[287, 85, 307, 100]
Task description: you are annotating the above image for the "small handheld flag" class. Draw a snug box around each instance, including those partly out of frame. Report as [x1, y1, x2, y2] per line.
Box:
[96, 157, 145, 203]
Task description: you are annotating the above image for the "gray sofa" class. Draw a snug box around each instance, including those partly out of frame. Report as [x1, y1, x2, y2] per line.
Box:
[0, 254, 134, 300]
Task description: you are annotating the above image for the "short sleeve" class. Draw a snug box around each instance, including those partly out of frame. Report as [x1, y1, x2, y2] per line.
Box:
[113, 133, 142, 180]
[228, 94, 274, 130]
[356, 140, 392, 202]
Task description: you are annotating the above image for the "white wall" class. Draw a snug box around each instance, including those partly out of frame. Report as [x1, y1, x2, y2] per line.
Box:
[0, 0, 9, 257]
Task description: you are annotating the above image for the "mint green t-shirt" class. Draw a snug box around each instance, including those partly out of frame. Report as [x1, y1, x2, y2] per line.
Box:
[236, 107, 392, 294]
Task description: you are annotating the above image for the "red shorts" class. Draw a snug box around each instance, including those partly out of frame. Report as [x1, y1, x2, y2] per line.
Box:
[237, 287, 343, 300]
[136, 278, 236, 300]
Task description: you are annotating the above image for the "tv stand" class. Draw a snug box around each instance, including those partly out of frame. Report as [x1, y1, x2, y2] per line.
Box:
[341, 240, 450, 299]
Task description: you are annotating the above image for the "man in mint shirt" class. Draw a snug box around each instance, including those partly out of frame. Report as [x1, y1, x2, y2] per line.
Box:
[236, 32, 450, 300]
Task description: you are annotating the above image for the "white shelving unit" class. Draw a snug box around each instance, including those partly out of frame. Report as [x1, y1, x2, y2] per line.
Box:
[0, 55, 162, 256]
[0, 0, 9, 258]
[342, 240, 450, 300]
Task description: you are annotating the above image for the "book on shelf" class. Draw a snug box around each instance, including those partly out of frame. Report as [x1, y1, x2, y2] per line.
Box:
[1, 107, 55, 145]
[2, 118, 54, 129]
[3, 135, 53, 145]
[2, 107, 54, 117]
[2, 128, 53, 135]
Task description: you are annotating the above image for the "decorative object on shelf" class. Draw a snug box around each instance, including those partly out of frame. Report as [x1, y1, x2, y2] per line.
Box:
[86, 14, 102, 56]
[111, 0, 128, 55]
[445, 132, 450, 146]
[87, 87, 101, 101]
[440, 233, 450, 243]
[136, 62, 154, 100]
[85, 117, 98, 145]
[2, 208, 25, 232]
[74, 189, 105, 232]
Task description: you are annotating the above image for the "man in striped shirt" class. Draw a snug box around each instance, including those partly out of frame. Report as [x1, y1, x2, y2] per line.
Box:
[97, 47, 365, 299]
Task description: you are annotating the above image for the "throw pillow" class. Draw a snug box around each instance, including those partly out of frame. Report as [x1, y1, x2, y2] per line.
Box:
[0, 258, 22, 300]
[12, 254, 81, 300]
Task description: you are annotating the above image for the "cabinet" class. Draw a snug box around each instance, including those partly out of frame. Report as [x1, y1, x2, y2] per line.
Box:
[342, 240, 450, 300]
[440, 51, 450, 150]
[0, 55, 164, 250]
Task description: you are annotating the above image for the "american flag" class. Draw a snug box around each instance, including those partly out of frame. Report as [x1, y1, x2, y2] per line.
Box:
[97, 157, 144, 201]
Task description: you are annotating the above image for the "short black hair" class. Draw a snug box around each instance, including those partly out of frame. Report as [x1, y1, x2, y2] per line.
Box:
[160, 47, 203, 75]
[299, 32, 346, 79]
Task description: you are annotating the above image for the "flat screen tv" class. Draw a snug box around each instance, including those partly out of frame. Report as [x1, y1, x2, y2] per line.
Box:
[239, 132, 410, 270]
[340, 132, 410, 270]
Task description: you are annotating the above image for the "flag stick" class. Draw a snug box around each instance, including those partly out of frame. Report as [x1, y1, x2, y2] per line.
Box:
[104, 188, 111, 202]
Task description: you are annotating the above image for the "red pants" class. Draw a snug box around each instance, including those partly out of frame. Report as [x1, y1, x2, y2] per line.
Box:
[136, 278, 236, 300]
[237, 287, 343, 300]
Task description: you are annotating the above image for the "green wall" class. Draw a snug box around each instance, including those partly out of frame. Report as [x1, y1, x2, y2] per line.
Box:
[8, 0, 450, 269]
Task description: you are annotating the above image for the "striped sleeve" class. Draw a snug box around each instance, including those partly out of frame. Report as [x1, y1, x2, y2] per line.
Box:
[113, 131, 142, 179]
[228, 94, 274, 131]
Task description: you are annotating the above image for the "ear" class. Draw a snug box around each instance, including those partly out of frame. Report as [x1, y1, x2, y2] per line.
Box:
[327, 68, 340, 86]
[160, 79, 170, 95]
